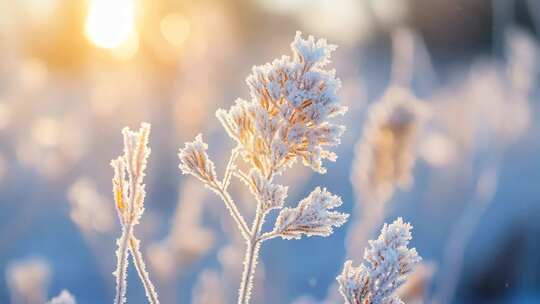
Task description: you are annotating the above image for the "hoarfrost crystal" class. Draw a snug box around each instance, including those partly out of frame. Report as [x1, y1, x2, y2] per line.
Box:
[216, 31, 347, 176]
[337, 218, 421, 304]
[178, 134, 218, 184]
[111, 123, 159, 304]
[273, 187, 348, 240]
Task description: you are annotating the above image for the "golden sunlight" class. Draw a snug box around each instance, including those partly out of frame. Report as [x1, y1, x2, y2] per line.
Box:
[84, 0, 136, 49]
[160, 13, 191, 48]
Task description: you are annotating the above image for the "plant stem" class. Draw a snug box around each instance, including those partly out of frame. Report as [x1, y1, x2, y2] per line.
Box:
[114, 226, 132, 304]
[213, 182, 251, 240]
[129, 236, 160, 304]
[238, 206, 265, 304]
[115, 157, 140, 304]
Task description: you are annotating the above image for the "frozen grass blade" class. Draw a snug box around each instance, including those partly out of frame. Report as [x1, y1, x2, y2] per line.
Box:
[111, 123, 159, 304]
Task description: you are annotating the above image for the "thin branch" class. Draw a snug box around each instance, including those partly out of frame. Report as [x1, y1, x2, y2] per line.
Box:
[114, 227, 131, 304]
[129, 236, 159, 304]
[233, 168, 251, 186]
[210, 181, 251, 240]
[115, 168, 140, 304]
[257, 231, 278, 243]
[238, 205, 265, 304]
[223, 147, 240, 191]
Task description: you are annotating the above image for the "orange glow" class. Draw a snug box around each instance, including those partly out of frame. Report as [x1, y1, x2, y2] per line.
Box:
[160, 13, 191, 47]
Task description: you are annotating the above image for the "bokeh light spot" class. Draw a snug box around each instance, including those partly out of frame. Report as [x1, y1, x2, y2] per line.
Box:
[85, 0, 136, 49]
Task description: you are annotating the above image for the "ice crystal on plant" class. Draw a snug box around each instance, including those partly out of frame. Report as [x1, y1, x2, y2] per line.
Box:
[396, 262, 436, 304]
[178, 134, 218, 184]
[111, 123, 159, 304]
[273, 187, 348, 240]
[243, 169, 288, 214]
[47, 290, 76, 304]
[179, 32, 348, 304]
[337, 218, 421, 304]
[216, 31, 347, 176]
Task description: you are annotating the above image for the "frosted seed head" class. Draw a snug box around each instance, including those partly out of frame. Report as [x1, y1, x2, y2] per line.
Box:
[272, 187, 349, 240]
[336, 260, 370, 304]
[178, 134, 218, 185]
[291, 31, 337, 69]
[242, 169, 288, 213]
[219, 32, 346, 177]
[337, 218, 421, 304]
[111, 123, 152, 225]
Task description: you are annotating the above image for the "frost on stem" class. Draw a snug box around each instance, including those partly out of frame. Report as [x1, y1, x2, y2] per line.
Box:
[47, 290, 76, 304]
[337, 218, 421, 304]
[179, 32, 349, 304]
[272, 187, 348, 240]
[111, 123, 159, 304]
[352, 87, 428, 204]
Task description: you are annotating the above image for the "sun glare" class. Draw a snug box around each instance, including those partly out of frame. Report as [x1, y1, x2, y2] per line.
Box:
[160, 13, 191, 48]
[85, 0, 136, 49]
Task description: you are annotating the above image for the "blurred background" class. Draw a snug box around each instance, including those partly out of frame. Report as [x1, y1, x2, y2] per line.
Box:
[0, 0, 539, 303]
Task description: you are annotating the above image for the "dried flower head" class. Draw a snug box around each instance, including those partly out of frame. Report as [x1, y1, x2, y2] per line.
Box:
[216, 31, 347, 176]
[272, 187, 348, 240]
[337, 218, 421, 304]
[47, 290, 76, 304]
[353, 86, 428, 204]
[112, 123, 151, 227]
[178, 134, 218, 184]
[111, 123, 159, 304]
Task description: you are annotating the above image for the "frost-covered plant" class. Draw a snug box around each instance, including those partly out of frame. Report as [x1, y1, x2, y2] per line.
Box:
[179, 32, 349, 304]
[47, 290, 76, 304]
[353, 86, 428, 205]
[337, 218, 421, 304]
[344, 85, 428, 264]
[396, 262, 435, 304]
[111, 123, 159, 304]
